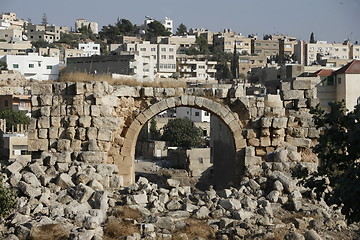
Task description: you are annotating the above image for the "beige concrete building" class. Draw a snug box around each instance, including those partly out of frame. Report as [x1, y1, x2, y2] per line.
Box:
[238, 55, 267, 76]
[350, 44, 360, 60]
[38, 47, 60, 58]
[307, 41, 350, 66]
[0, 12, 27, 30]
[26, 24, 68, 43]
[251, 39, 279, 58]
[0, 41, 32, 55]
[1, 133, 30, 161]
[333, 60, 360, 111]
[176, 54, 217, 82]
[213, 30, 251, 54]
[0, 28, 23, 42]
[158, 35, 197, 54]
[75, 18, 98, 34]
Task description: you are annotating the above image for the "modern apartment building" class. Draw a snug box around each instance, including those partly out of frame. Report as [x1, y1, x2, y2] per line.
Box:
[0, 41, 32, 55]
[158, 35, 197, 54]
[119, 41, 177, 78]
[0, 12, 27, 30]
[78, 42, 101, 56]
[26, 23, 68, 43]
[0, 28, 23, 42]
[251, 39, 279, 58]
[213, 30, 251, 54]
[307, 41, 349, 65]
[1, 53, 59, 80]
[141, 17, 173, 34]
[0, 94, 31, 115]
[75, 18, 99, 34]
[176, 54, 217, 82]
[238, 55, 268, 76]
[176, 107, 211, 122]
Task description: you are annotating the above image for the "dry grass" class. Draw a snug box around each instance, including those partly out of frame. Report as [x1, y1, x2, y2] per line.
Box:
[103, 206, 143, 240]
[58, 72, 187, 88]
[29, 224, 69, 240]
[172, 219, 215, 240]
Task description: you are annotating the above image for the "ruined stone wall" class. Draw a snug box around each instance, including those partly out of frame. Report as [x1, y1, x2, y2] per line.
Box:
[28, 80, 319, 187]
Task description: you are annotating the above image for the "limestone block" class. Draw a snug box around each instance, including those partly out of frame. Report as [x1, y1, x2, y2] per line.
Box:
[28, 139, 48, 151]
[73, 95, 84, 106]
[293, 79, 311, 90]
[295, 98, 307, 108]
[39, 95, 52, 106]
[164, 88, 175, 96]
[281, 81, 291, 91]
[245, 147, 255, 157]
[50, 117, 61, 128]
[272, 117, 288, 128]
[261, 128, 270, 137]
[271, 136, 284, 146]
[91, 105, 101, 117]
[38, 129, 48, 139]
[282, 90, 304, 100]
[245, 155, 262, 167]
[67, 115, 78, 127]
[27, 129, 37, 140]
[75, 82, 85, 95]
[76, 128, 86, 140]
[307, 98, 320, 108]
[308, 127, 320, 138]
[98, 127, 113, 141]
[260, 137, 271, 147]
[49, 127, 59, 139]
[18, 181, 41, 198]
[98, 95, 119, 107]
[28, 118, 37, 130]
[71, 139, 82, 151]
[68, 105, 83, 116]
[50, 105, 61, 117]
[74, 183, 95, 203]
[141, 87, 153, 97]
[154, 88, 165, 97]
[66, 127, 76, 139]
[92, 117, 122, 130]
[83, 104, 91, 116]
[100, 105, 113, 117]
[37, 117, 50, 129]
[57, 139, 71, 151]
[248, 138, 260, 147]
[79, 116, 91, 128]
[273, 150, 288, 162]
[52, 82, 67, 94]
[264, 95, 282, 108]
[215, 88, 228, 98]
[31, 84, 52, 95]
[286, 137, 311, 148]
[87, 127, 98, 140]
[80, 152, 106, 164]
[272, 107, 286, 117]
[113, 85, 140, 97]
[31, 96, 39, 107]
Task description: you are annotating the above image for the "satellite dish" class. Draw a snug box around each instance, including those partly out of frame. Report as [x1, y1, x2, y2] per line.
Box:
[22, 35, 28, 41]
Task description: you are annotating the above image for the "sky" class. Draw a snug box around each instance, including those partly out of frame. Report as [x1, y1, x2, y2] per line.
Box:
[2, 0, 359, 43]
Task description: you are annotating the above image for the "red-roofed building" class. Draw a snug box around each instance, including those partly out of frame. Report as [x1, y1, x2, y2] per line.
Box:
[333, 60, 360, 110]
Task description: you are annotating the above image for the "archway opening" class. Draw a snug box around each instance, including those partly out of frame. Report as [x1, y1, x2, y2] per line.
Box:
[133, 105, 237, 190]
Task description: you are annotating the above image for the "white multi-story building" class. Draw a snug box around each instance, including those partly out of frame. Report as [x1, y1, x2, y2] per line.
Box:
[177, 55, 217, 82]
[78, 42, 100, 57]
[75, 19, 99, 34]
[176, 107, 211, 122]
[0, 53, 59, 80]
[0, 12, 27, 30]
[0, 28, 23, 42]
[119, 41, 176, 78]
[142, 17, 173, 34]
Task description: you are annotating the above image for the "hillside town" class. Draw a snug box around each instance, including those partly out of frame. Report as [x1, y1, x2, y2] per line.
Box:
[0, 11, 360, 240]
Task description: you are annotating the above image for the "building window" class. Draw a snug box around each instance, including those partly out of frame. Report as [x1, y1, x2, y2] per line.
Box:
[93, 47, 98, 50]
[195, 112, 200, 116]
[29, 64, 34, 68]
[161, 48, 166, 52]
[12, 64, 19, 68]
[46, 65, 53, 69]
[151, 48, 156, 51]
[255, 43, 261, 46]
[169, 55, 174, 60]
[169, 48, 174, 52]
[140, 48, 146, 51]
[198, 65, 205, 69]
[204, 112, 210, 116]
[161, 55, 166, 59]
[338, 77, 341, 84]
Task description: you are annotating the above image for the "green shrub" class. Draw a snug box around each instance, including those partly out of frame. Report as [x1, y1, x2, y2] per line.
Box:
[0, 176, 17, 217]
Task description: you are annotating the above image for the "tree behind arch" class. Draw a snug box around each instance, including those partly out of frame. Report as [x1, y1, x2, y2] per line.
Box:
[161, 118, 202, 149]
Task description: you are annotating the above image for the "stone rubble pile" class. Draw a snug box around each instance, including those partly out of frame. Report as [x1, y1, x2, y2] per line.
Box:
[1, 153, 358, 240]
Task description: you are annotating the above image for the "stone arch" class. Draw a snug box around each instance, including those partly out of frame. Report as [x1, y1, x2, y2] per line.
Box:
[120, 95, 246, 186]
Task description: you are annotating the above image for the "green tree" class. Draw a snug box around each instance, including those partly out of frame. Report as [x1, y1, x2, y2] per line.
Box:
[0, 177, 17, 217]
[41, 13, 48, 25]
[310, 32, 316, 43]
[0, 61, 7, 70]
[147, 20, 171, 38]
[175, 23, 187, 36]
[305, 101, 360, 223]
[195, 35, 209, 54]
[0, 109, 30, 132]
[116, 18, 137, 35]
[162, 118, 202, 149]
[149, 118, 161, 140]
[31, 39, 51, 49]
